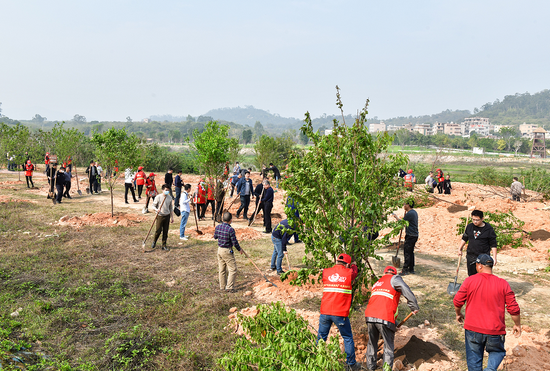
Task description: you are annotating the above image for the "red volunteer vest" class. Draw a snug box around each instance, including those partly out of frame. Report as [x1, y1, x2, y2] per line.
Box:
[25, 164, 34, 176]
[145, 179, 157, 196]
[135, 171, 146, 185]
[320, 265, 354, 317]
[45, 155, 50, 165]
[207, 185, 214, 200]
[197, 184, 206, 204]
[404, 174, 413, 188]
[364, 274, 401, 323]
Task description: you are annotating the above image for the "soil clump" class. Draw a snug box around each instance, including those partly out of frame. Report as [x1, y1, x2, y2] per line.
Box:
[394, 335, 450, 368]
[530, 229, 550, 241]
[57, 212, 146, 227]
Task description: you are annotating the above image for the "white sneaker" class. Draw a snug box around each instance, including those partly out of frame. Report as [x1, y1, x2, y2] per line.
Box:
[180, 236, 189, 240]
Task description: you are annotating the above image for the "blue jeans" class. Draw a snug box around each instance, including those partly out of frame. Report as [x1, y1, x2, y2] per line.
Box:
[465, 329, 506, 371]
[270, 236, 284, 272]
[317, 314, 356, 366]
[179, 211, 190, 237]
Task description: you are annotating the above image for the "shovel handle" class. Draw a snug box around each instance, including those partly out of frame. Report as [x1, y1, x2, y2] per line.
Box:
[242, 248, 278, 287]
[397, 312, 414, 328]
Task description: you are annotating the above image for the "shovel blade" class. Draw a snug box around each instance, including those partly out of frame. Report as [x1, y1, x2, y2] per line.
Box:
[77, 190, 83, 195]
[392, 256, 401, 268]
[447, 282, 461, 296]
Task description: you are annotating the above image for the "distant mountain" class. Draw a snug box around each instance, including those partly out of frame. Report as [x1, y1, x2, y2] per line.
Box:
[203, 106, 301, 128]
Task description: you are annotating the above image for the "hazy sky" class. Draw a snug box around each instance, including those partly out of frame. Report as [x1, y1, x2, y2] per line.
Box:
[1, 1, 549, 122]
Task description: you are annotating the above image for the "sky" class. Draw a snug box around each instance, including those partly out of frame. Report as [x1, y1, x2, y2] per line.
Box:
[1, 0, 549, 122]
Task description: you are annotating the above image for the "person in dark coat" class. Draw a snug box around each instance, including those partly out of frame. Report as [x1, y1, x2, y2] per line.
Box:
[63, 168, 72, 199]
[86, 161, 99, 194]
[443, 175, 452, 195]
[267, 163, 281, 189]
[262, 180, 274, 233]
[165, 168, 174, 197]
[248, 181, 265, 224]
[55, 167, 67, 203]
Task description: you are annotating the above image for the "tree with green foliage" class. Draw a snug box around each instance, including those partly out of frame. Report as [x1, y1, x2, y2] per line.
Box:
[217, 302, 346, 371]
[394, 128, 410, 148]
[242, 128, 253, 144]
[91, 127, 144, 216]
[498, 127, 521, 151]
[299, 130, 309, 145]
[282, 87, 409, 303]
[253, 135, 296, 169]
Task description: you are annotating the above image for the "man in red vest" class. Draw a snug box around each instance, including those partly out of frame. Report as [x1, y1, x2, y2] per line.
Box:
[317, 253, 362, 370]
[364, 266, 419, 371]
[134, 166, 146, 199]
[25, 160, 35, 188]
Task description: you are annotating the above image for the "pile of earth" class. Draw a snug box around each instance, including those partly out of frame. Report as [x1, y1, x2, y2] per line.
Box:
[57, 212, 146, 227]
[252, 272, 323, 305]
[186, 226, 266, 241]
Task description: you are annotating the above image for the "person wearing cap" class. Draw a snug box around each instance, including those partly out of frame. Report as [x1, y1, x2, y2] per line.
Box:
[317, 253, 362, 371]
[196, 179, 207, 220]
[436, 168, 444, 194]
[392, 200, 418, 275]
[143, 173, 158, 213]
[403, 169, 415, 191]
[25, 160, 35, 188]
[44, 152, 50, 175]
[453, 254, 521, 371]
[150, 184, 175, 250]
[458, 209, 498, 276]
[134, 166, 146, 199]
[214, 212, 244, 292]
[236, 171, 254, 220]
[364, 266, 419, 371]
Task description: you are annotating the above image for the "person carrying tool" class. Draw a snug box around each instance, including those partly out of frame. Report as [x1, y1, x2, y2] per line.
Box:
[453, 254, 521, 371]
[248, 180, 265, 224]
[124, 168, 139, 204]
[266, 163, 281, 189]
[24, 160, 35, 188]
[143, 173, 158, 214]
[179, 184, 192, 241]
[214, 178, 225, 222]
[392, 200, 418, 275]
[236, 171, 253, 219]
[150, 184, 174, 250]
[458, 209, 498, 276]
[510, 177, 524, 202]
[424, 171, 436, 193]
[317, 253, 361, 371]
[196, 179, 207, 220]
[364, 266, 419, 371]
[261, 180, 274, 233]
[134, 166, 146, 199]
[214, 212, 244, 292]
[270, 219, 297, 275]
[206, 180, 216, 220]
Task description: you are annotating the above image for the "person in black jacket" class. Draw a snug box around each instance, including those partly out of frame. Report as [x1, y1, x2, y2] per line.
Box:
[267, 163, 281, 189]
[458, 209, 498, 276]
[86, 161, 99, 194]
[55, 167, 67, 203]
[236, 172, 254, 219]
[63, 168, 72, 199]
[443, 175, 452, 195]
[262, 180, 274, 233]
[165, 168, 174, 197]
[248, 181, 265, 224]
[174, 170, 183, 206]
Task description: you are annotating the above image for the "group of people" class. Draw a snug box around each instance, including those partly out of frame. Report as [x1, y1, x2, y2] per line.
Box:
[315, 208, 519, 371]
[424, 168, 452, 194]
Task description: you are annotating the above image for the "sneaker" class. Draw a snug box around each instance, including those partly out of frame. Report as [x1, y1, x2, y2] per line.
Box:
[348, 362, 364, 371]
[151, 242, 156, 249]
[180, 236, 189, 241]
[162, 245, 168, 251]
[277, 270, 285, 275]
[270, 267, 277, 271]
[125, 201, 129, 204]
[134, 199, 139, 202]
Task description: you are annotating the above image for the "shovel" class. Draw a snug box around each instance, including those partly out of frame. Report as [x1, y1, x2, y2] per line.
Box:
[241, 248, 278, 287]
[74, 165, 83, 196]
[142, 195, 167, 251]
[397, 312, 414, 328]
[447, 255, 462, 296]
[448, 215, 469, 296]
[193, 203, 204, 235]
[392, 228, 403, 268]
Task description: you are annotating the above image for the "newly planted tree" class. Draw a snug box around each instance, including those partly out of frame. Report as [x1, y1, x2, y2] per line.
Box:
[92, 127, 144, 216]
[282, 87, 409, 304]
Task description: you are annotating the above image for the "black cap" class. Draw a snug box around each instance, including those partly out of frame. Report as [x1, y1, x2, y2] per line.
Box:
[471, 254, 494, 267]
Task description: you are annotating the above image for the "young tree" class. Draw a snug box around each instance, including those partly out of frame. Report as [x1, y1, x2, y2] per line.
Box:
[253, 135, 296, 169]
[283, 87, 409, 304]
[91, 128, 144, 216]
[242, 129, 253, 144]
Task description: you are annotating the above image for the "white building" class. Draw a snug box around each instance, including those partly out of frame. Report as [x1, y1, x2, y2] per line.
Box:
[413, 124, 432, 136]
[462, 117, 493, 137]
[444, 123, 462, 136]
[369, 122, 386, 133]
[519, 123, 541, 138]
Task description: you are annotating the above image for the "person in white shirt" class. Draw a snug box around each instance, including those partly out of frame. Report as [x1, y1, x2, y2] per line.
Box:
[179, 184, 192, 240]
[124, 168, 139, 204]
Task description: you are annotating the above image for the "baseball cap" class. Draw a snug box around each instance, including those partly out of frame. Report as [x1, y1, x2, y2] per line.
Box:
[337, 253, 352, 265]
[384, 266, 398, 275]
[138, 166, 143, 170]
[471, 254, 494, 267]
[149, 172, 156, 177]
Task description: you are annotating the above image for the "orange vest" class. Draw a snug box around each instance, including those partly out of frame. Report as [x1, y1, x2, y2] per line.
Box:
[207, 185, 215, 200]
[45, 155, 50, 165]
[404, 174, 413, 188]
[197, 184, 206, 204]
[135, 171, 146, 185]
[25, 164, 34, 176]
[364, 275, 401, 323]
[320, 265, 355, 317]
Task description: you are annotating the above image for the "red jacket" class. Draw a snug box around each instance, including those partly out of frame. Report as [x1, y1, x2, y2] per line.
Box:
[145, 178, 157, 197]
[320, 264, 358, 317]
[25, 164, 34, 176]
[454, 272, 520, 335]
[207, 185, 215, 200]
[364, 274, 401, 324]
[134, 170, 146, 185]
[45, 155, 50, 165]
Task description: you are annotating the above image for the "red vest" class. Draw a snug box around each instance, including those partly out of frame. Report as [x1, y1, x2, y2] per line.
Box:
[197, 184, 206, 204]
[404, 174, 413, 188]
[364, 275, 401, 323]
[25, 164, 34, 176]
[135, 171, 146, 185]
[437, 171, 444, 183]
[145, 179, 157, 196]
[320, 265, 355, 317]
[45, 155, 50, 165]
[207, 185, 215, 200]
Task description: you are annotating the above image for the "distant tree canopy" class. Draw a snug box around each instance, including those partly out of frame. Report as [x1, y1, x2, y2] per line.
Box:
[253, 134, 297, 169]
[475, 90, 550, 127]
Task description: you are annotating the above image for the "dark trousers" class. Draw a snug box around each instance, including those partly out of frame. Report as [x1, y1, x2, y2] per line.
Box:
[230, 183, 236, 197]
[403, 235, 418, 273]
[145, 195, 152, 209]
[366, 322, 395, 370]
[55, 184, 64, 203]
[153, 214, 170, 246]
[89, 176, 98, 193]
[205, 199, 215, 219]
[137, 184, 144, 198]
[263, 201, 273, 232]
[175, 187, 181, 206]
[437, 183, 443, 194]
[512, 194, 521, 202]
[466, 254, 479, 276]
[25, 176, 34, 188]
[249, 199, 264, 223]
[63, 181, 71, 197]
[236, 195, 251, 218]
[125, 183, 137, 202]
[197, 203, 206, 219]
[215, 199, 224, 222]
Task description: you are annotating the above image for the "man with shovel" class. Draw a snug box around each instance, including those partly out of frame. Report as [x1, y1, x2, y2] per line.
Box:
[364, 266, 419, 371]
[214, 212, 244, 293]
[453, 254, 521, 371]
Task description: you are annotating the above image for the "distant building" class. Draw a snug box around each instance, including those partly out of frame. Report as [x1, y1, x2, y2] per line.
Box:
[462, 117, 492, 137]
[369, 122, 386, 133]
[142, 118, 151, 123]
[413, 124, 432, 136]
[386, 125, 401, 132]
[519, 123, 541, 138]
[403, 123, 414, 132]
[444, 123, 462, 136]
[433, 122, 446, 134]
[493, 124, 514, 134]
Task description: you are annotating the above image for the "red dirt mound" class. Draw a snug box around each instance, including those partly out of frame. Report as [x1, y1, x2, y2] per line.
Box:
[57, 212, 146, 227]
[252, 273, 323, 305]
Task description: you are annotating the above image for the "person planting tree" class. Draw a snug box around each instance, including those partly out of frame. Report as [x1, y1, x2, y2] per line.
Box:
[150, 184, 174, 250]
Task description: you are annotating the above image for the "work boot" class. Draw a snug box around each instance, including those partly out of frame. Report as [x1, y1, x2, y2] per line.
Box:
[348, 362, 364, 370]
[161, 245, 168, 251]
[151, 242, 156, 250]
[125, 201, 129, 204]
[134, 199, 139, 202]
